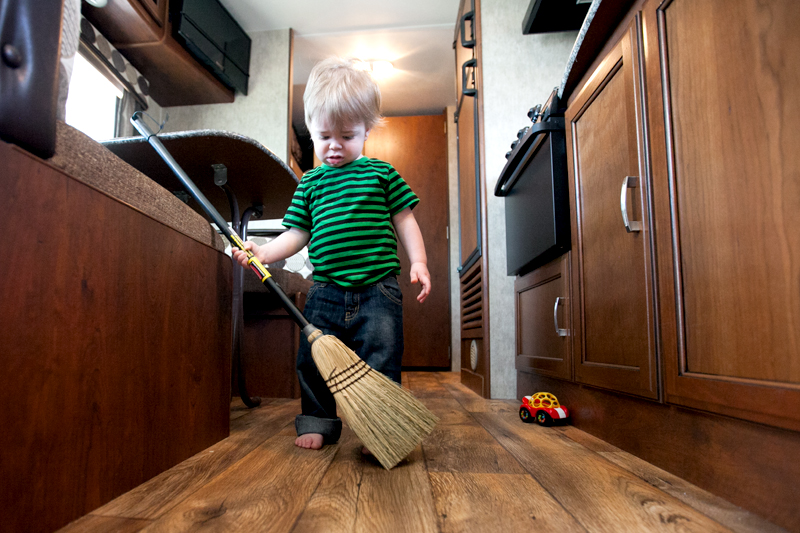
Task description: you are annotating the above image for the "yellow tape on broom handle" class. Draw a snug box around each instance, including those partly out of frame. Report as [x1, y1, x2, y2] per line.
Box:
[229, 233, 271, 283]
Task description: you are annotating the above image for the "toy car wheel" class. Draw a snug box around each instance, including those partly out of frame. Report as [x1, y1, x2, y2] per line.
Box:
[535, 410, 553, 426]
[519, 407, 532, 423]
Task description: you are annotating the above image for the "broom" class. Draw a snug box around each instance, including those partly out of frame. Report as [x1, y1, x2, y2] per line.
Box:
[131, 113, 438, 469]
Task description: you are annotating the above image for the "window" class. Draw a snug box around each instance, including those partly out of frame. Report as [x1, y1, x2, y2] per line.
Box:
[65, 52, 122, 141]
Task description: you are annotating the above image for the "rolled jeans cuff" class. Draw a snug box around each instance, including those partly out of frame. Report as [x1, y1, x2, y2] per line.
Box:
[295, 414, 342, 444]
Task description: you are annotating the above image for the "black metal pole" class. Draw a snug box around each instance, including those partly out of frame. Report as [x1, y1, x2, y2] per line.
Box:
[217, 182, 260, 408]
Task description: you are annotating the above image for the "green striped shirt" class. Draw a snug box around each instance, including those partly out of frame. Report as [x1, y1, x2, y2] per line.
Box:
[283, 157, 419, 287]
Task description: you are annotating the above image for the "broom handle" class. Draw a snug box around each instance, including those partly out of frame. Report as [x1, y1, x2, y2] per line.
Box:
[130, 112, 312, 332]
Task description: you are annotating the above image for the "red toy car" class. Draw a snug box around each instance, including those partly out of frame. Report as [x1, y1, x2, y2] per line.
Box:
[519, 392, 569, 426]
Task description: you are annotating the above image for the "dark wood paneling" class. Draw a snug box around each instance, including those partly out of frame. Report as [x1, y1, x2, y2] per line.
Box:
[364, 114, 451, 369]
[239, 293, 303, 399]
[517, 371, 800, 531]
[0, 142, 231, 532]
[515, 254, 572, 380]
[645, 0, 800, 431]
[567, 18, 659, 399]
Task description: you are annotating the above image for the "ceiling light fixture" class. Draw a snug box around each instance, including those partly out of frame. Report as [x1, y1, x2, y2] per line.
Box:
[355, 60, 394, 78]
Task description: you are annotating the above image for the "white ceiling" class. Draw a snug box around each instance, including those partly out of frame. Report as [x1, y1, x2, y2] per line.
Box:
[218, 0, 462, 127]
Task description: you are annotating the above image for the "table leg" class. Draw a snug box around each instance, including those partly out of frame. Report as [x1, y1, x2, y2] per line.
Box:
[221, 183, 261, 408]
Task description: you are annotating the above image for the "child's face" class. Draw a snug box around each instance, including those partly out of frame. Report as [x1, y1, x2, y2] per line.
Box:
[308, 117, 370, 168]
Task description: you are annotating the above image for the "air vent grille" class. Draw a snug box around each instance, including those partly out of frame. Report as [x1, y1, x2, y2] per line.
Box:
[461, 262, 483, 331]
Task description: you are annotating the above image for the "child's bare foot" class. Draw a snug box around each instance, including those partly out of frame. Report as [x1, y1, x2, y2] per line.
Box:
[295, 433, 324, 449]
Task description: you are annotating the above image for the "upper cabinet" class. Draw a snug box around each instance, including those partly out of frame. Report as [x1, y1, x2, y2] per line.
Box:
[82, 0, 168, 45]
[566, 16, 659, 400]
[643, 0, 800, 431]
[82, 0, 237, 106]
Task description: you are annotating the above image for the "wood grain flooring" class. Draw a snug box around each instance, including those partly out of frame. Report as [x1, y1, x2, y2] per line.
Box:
[57, 373, 784, 533]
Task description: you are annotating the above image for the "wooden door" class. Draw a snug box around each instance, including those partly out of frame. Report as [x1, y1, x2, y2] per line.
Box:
[364, 114, 451, 368]
[644, 0, 800, 431]
[566, 17, 659, 399]
[515, 254, 571, 381]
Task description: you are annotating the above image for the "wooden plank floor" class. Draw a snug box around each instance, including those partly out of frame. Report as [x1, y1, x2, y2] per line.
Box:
[58, 372, 785, 533]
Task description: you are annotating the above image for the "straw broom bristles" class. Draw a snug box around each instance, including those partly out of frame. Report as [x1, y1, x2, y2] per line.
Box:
[307, 330, 439, 470]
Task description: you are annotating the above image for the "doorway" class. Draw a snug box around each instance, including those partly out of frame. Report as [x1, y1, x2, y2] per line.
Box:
[365, 113, 451, 368]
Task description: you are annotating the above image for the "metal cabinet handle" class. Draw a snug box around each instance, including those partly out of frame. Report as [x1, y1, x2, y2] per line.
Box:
[554, 297, 568, 337]
[460, 11, 475, 48]
[620, 176, 642, 232]
[461, 58, 477, 97]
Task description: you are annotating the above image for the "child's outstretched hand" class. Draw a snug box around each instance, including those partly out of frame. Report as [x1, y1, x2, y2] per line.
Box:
[231, 240, 262, 269]
[410, 262, 431, 303]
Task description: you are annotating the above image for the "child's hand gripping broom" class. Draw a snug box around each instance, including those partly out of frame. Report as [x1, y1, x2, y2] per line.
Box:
[131, 113, 438, 469]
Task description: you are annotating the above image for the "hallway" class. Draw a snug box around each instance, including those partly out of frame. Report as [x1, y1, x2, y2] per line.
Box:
[58, 372, 782, 532]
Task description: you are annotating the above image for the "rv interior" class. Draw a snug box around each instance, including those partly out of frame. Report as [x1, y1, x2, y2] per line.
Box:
[1, 0, 799, 531]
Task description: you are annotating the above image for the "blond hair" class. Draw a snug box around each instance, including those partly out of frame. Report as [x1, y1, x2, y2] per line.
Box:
[304, 57, 383, 131]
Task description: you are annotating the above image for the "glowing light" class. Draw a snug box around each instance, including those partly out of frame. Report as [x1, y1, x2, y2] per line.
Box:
[354, 60, 395, 79]
[370, 60, 394, 78]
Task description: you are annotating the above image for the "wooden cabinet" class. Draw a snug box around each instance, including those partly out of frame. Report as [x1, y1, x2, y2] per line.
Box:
[454, 0, 490, 396]
[82, 0, 167, 45]
[643, 0, 800, 431]
[515, 255, 571, 380]
[522, 0, 800, 420]
[516, 0, 800, 527]
[566, 17, 659, 399]
[82, 0, 235, 106]
[454, 0, 482, 272]
[1, 131, 232, 532]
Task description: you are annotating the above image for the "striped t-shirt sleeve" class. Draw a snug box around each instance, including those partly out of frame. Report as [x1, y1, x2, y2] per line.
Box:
[385, 167, 419, 215]
[283, 183, 312, 232]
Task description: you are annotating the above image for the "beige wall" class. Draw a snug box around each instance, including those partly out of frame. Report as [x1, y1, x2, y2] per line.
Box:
[480, 0, 577, 399]
[159, 29, 293, 164]
[447, 105, 460, 373]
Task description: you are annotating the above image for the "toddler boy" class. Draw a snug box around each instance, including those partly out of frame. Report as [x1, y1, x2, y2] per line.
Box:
[232, 57, 430, 450]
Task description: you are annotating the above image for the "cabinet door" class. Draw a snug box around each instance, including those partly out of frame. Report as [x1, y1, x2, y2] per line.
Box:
[566, 17, 659, 399]
[515, 255, 571, 380]
[644, 0, 800, 431]
[454, 0, 482, 271]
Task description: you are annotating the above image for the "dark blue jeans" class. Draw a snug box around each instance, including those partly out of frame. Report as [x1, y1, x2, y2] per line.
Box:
[295, 276, 404, 443]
